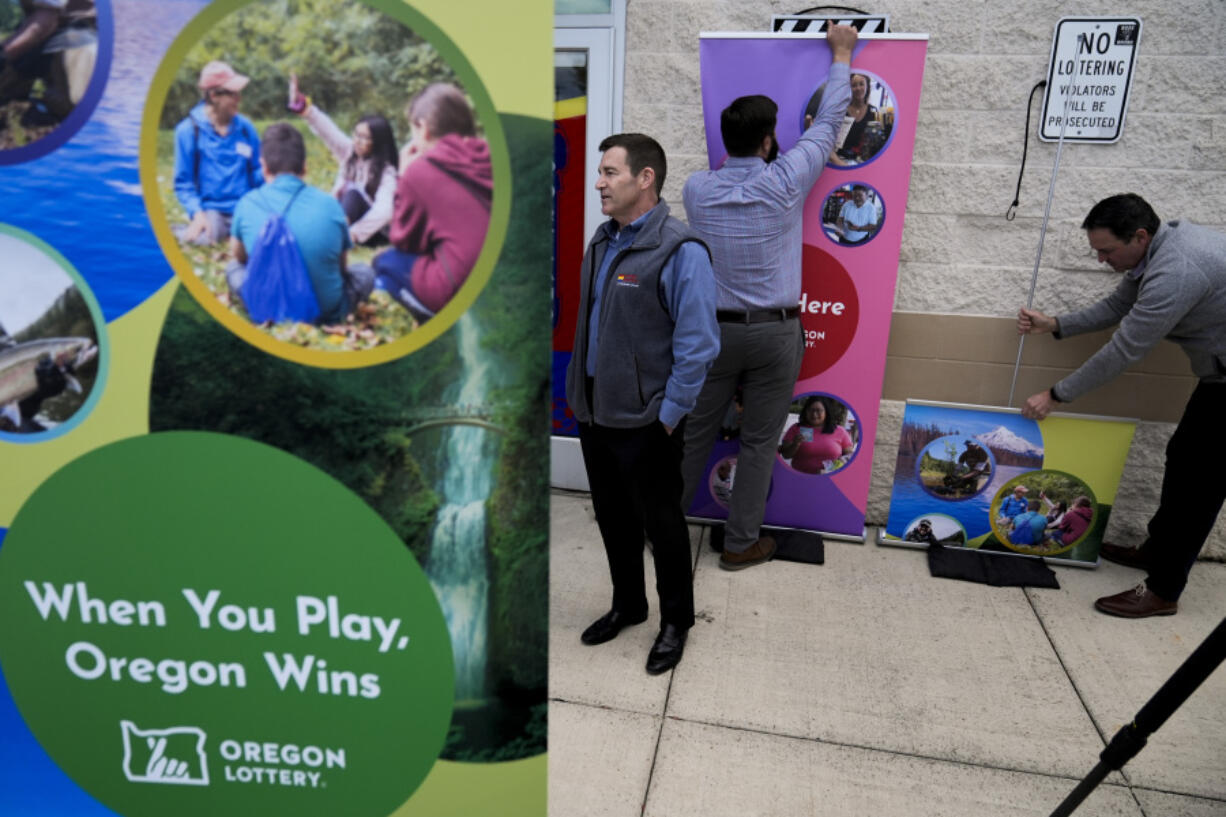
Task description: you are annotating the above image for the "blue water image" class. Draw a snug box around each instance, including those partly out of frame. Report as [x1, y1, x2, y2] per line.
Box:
[0, 0, 209, 322]
[887, 461, 1032, 541]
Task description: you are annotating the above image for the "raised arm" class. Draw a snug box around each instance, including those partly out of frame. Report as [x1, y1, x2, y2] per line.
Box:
[775, 23, 857, 195]
[299, 103, 353, 165]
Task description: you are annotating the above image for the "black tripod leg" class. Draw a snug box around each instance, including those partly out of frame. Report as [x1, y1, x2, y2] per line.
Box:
[1048, 616, 1226, 817]
[1049, 762, 1112, 817]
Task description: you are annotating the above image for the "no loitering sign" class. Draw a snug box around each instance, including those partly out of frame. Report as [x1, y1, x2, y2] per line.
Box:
[1040, 17, 1142, 143]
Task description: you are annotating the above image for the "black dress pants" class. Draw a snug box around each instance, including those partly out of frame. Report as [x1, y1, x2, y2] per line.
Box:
[1138, 381, 1226, 601]
[578, 418, 695, 629]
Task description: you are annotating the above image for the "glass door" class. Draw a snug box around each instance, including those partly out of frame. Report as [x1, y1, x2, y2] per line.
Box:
[551, 28, 615, 488]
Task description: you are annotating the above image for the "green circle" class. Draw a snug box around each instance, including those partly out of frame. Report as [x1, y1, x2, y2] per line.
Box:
[0, 432, 453, 817]
[139, 0, 511, 369]
[989, 469, 1098, 556]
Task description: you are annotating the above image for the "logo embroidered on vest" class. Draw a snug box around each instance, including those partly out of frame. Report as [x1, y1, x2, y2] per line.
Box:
[616, 273, 639, 287]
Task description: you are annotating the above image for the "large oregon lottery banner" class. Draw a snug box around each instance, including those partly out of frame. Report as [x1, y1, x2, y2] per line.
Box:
[0, 1, 550, 815]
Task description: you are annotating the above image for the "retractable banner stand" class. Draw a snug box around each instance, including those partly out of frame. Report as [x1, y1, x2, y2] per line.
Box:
[0, 2, 550, 816]
[879, 401, 1135, 567]
[689, 33, 928, 539]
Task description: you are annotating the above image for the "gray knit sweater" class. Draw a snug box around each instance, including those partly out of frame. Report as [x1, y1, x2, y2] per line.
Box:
[1055, 220, 1226, 402]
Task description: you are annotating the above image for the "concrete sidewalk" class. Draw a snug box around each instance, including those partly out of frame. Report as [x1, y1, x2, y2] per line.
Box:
[548, 490, 1226, 817]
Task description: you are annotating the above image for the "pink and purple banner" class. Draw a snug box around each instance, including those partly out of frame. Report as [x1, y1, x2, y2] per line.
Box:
[688, 33, 929, 538]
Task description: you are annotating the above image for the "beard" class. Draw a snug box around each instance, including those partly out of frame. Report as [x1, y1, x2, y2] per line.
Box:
[766, 133, 779, 163]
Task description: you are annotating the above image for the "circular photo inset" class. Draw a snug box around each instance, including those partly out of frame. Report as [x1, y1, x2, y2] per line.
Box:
[708, 455, 737, 509]
[990, 470, 1097, 556]
[0, 0, 109, 161]
[0, 226, 106, 440]
[803, 70, 896, 169]
[902, 513, 966, 547]
[144, 0, 506, 368]
[916, 435, 995, 500]
[777, 392, 861, 476]
[821, 182, 884, 246]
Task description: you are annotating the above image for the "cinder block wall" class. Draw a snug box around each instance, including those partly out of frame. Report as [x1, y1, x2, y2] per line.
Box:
[622, 0, 1226, 559]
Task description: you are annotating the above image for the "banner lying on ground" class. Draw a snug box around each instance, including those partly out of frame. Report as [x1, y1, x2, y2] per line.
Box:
[686, 32, 929, 539]
[0, 1, 550, 815]
[878, 401, 1136, 567]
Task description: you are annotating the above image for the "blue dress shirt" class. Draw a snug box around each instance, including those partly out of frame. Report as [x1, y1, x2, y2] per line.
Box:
[682, 62, 851, 310]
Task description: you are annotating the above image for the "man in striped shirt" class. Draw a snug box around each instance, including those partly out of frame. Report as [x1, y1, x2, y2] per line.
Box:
[679, 23, 857, 570]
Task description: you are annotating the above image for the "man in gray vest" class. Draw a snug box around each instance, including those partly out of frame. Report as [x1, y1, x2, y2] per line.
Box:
[564, 133, 720, 674]
[1018, 193, 1226, 618]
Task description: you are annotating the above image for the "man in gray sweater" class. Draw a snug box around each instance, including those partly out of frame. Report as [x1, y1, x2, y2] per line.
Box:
[1018, 193, 1226, 618]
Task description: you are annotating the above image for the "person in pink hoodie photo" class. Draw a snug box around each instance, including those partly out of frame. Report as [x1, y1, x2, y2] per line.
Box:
[372, 82, 492, 323]
[1048, 495, 1094, 548]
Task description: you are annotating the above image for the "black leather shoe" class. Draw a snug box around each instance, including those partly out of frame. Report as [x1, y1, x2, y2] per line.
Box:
[645, 623, 688, 675]
[580, 609, 647, 645]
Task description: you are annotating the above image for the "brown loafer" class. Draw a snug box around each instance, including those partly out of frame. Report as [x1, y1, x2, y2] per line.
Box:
[1099, 542, 1151, 570]
[719, 535, 776, 571]
[1094, 583, 1177, 618]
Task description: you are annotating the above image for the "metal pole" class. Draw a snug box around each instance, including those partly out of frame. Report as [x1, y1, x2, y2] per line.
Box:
[1007, 63, 1079, 407]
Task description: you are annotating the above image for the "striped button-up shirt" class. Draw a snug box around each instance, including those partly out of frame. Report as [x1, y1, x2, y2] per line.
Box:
[682, 62, 851, 311]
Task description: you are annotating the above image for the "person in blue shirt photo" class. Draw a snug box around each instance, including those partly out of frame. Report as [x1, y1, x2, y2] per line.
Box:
[996, 484, 1029, 526]
[172, 60, 262, 245]
[1008, 499, 1048, 546]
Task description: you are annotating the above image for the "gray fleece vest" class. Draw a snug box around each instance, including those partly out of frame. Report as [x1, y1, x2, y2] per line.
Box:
[565, 202, 707, 428]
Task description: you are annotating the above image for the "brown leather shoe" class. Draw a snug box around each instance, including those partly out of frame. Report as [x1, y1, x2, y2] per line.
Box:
[719, 535, 776, 571]
[1099, 542, 1151, 570]
[1094, 583, 1177, 618]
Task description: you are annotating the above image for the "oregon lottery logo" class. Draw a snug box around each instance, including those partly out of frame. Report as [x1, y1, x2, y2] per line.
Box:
[120, 721, 345, 789]
[121, 721, 209, 786]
